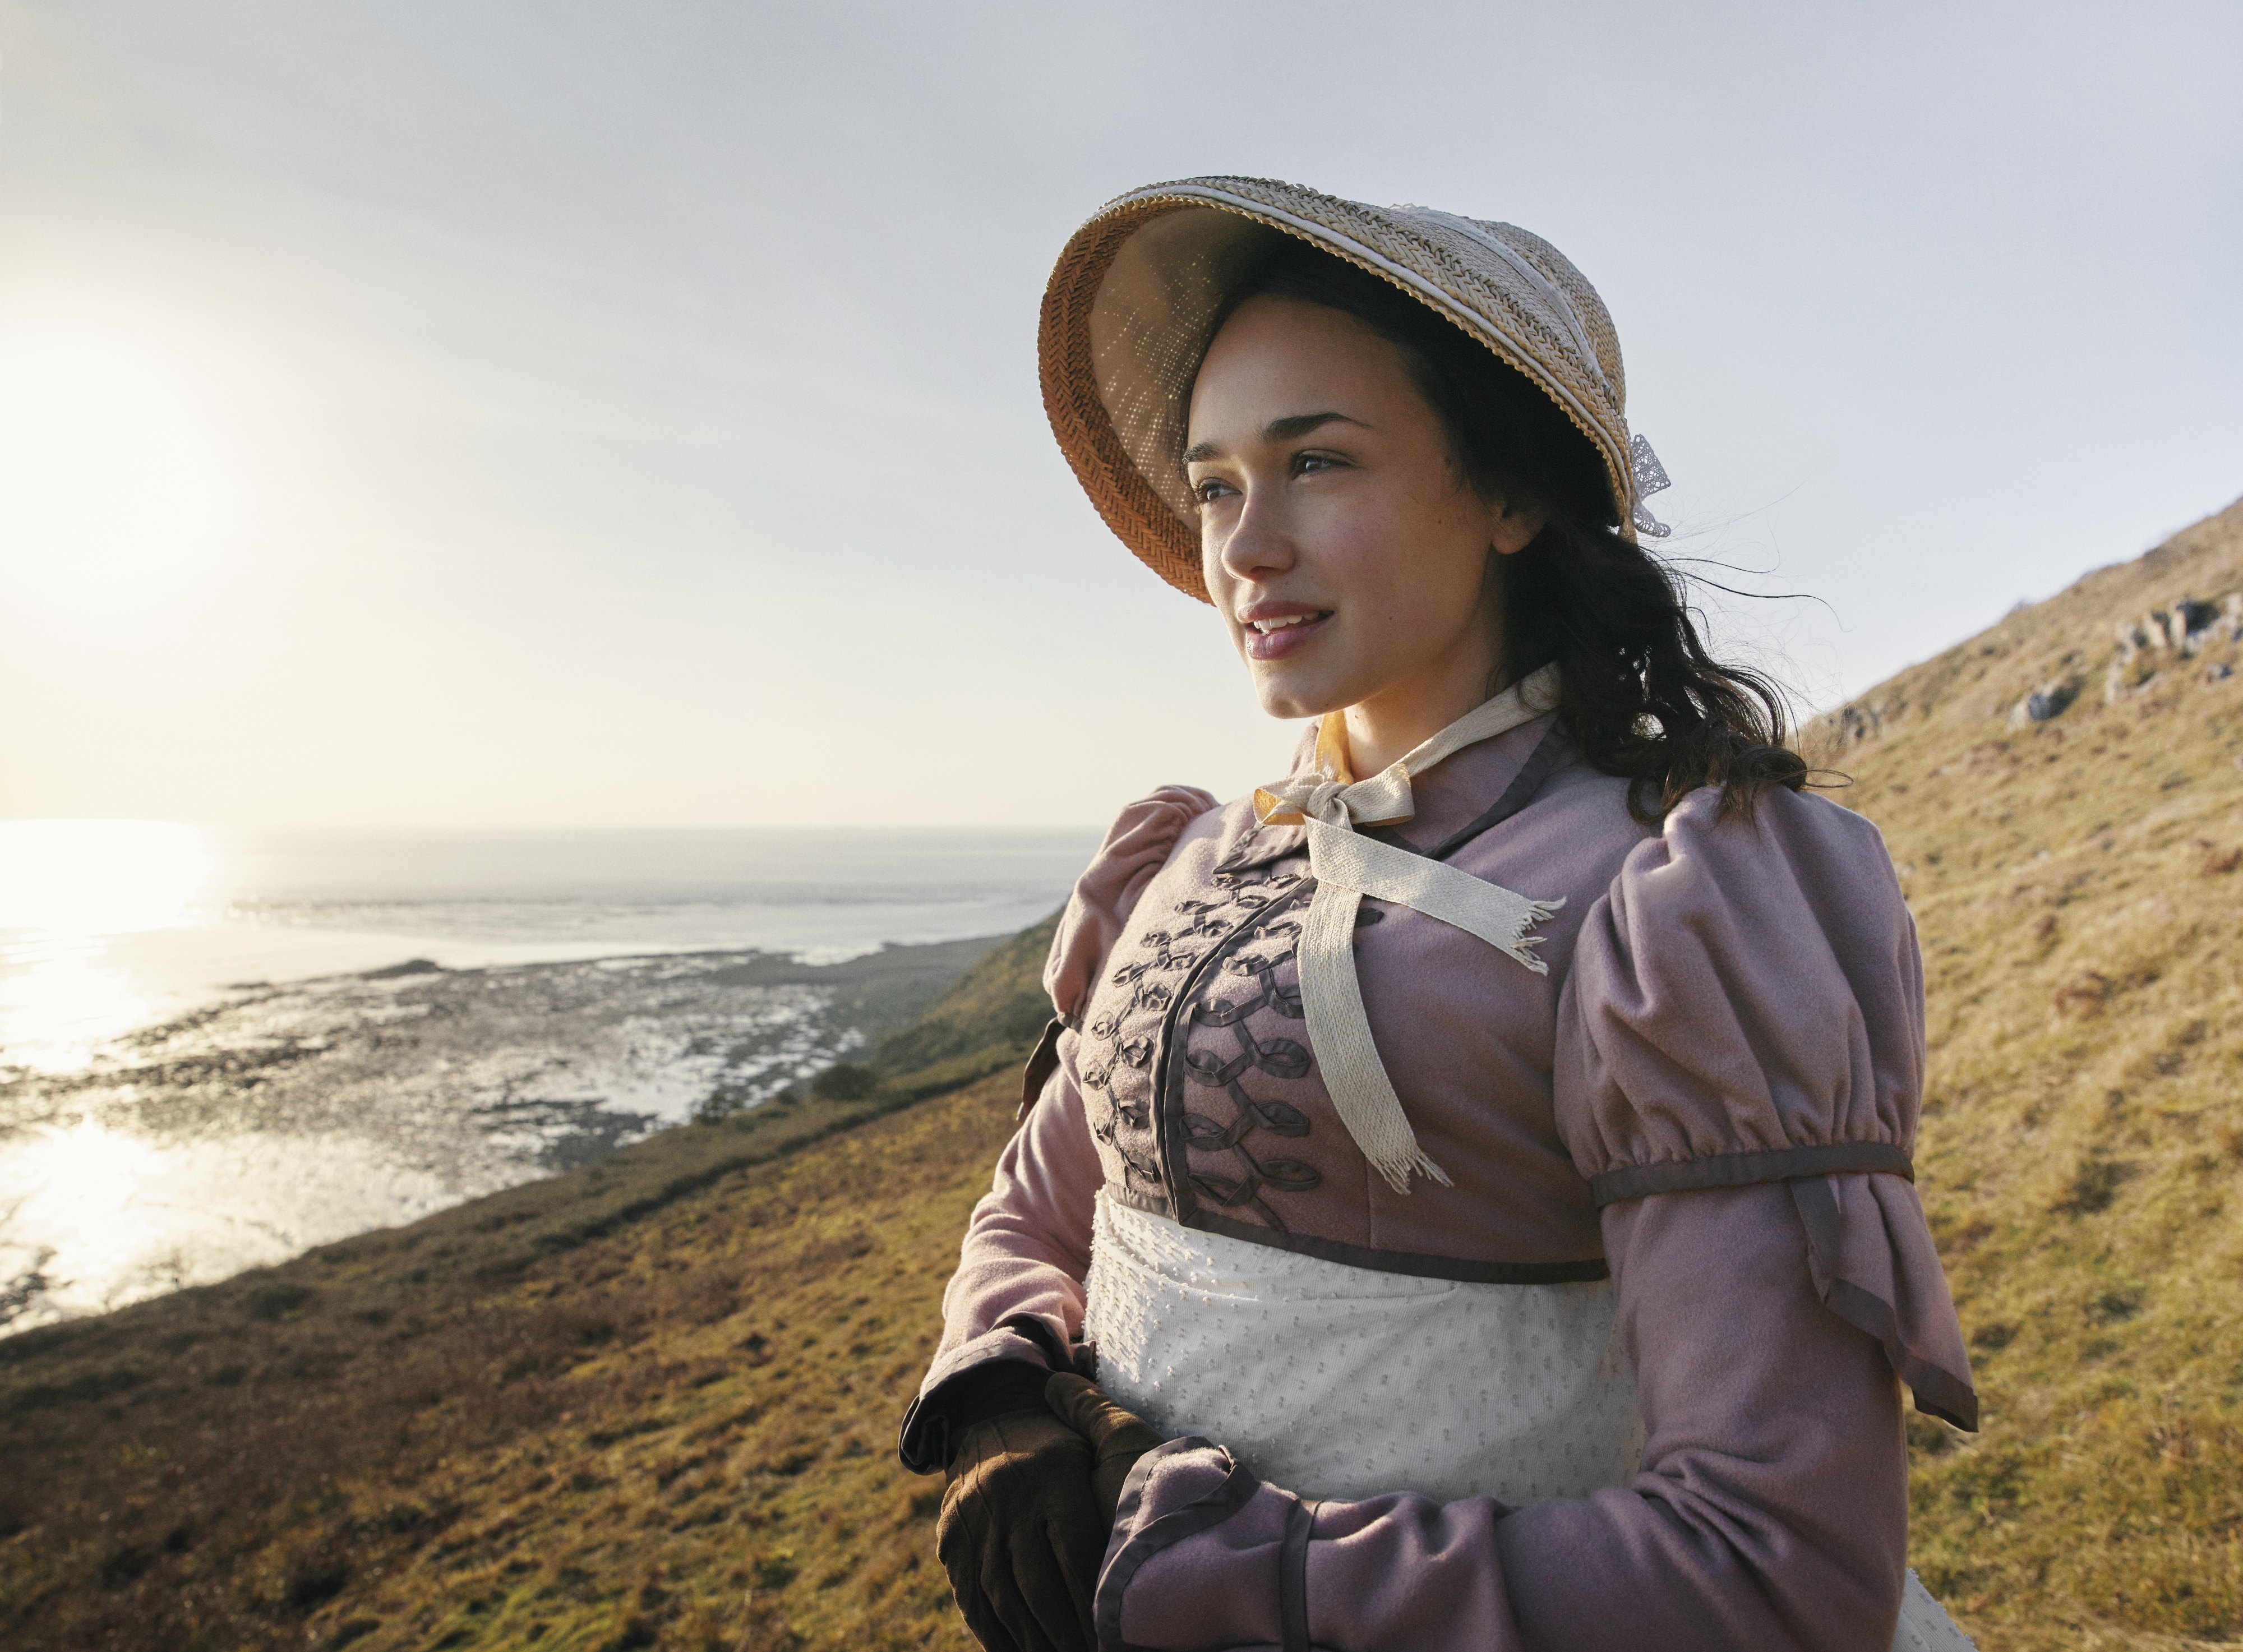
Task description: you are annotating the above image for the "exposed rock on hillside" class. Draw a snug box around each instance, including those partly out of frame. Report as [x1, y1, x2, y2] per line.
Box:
[2104, 590, 2243, 705]
[1815, 501, 2243, 754]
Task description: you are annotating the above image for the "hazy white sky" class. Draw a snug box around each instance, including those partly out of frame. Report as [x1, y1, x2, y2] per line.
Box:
[1, 1, 2237, 828]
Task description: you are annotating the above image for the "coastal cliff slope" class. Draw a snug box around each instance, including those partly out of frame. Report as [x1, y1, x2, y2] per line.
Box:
[1805, 493, 2243, 1649]
[0, 916, 1057, 1652]
[3, 499, 2240, 1651]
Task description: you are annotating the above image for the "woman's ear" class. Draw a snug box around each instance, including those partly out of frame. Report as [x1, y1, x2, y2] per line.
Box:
[1488, 492, 1548, 556]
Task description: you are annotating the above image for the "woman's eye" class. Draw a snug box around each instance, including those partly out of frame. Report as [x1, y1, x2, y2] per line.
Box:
[1293, 451, 1341, 476]
[1192, 477, 1237, 505]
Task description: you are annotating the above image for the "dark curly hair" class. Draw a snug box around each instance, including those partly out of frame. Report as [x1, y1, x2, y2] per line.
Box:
[1209, 242, 1808, 822]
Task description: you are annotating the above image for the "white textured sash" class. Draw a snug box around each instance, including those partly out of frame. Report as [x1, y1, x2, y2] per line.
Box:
[1084, 1193, 1641, 1505]
[1253, 667, 1564, 1193]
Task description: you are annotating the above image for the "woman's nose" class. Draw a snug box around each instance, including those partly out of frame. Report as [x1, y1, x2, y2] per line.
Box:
[1213, 484, 1295, 582]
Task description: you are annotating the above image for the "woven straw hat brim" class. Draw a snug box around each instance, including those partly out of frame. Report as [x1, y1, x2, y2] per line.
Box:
[1039, 176, 1641, 604]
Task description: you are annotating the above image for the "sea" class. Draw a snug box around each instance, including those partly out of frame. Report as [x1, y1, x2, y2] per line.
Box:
[0, 820, 1097, 1337]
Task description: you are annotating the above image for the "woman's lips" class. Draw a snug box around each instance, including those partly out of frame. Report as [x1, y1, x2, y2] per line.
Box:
[1240, 609, 1333, 661]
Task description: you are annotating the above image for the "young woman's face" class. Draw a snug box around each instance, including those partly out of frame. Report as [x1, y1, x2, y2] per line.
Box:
[1185, 295, 1542, 749]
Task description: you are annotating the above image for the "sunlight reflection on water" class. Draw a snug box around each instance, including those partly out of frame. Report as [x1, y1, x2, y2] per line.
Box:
[0, 946, 160, 1075]
[0, 1116, 452, 1320]
[0, 820, 216, 1072]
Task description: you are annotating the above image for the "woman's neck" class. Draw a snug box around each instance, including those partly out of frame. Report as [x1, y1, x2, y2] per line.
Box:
[1338, 659, 1513, 778]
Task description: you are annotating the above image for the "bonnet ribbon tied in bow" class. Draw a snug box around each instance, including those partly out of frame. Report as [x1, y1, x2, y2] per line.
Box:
[1252, 663, 1566, 1194]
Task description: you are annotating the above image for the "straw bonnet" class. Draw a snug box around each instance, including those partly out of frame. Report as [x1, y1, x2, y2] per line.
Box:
[1038, 175, 1672, 603]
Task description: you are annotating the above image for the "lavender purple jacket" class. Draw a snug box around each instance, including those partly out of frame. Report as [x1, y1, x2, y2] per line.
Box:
[902, 713, 1976, 1651]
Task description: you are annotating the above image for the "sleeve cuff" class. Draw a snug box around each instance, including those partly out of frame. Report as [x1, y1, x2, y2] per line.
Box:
[1095, 1439, 1295, 1651]
[895, 1314, 1091, 1473]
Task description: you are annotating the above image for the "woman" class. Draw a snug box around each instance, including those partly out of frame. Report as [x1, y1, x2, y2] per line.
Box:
[899, 177, 1978, 1652]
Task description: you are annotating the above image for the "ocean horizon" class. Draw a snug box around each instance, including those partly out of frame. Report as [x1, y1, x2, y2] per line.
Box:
[0, 820, 1101, 1065]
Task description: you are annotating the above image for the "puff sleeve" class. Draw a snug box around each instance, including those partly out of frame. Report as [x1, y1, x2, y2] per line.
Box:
[1044, 785, 1224, 1025]
[1556, 784, 1977, 1430]
[897, 785, 1217, 1473]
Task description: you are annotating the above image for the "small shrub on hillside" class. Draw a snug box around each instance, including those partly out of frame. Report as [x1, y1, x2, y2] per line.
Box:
[247, 1282, 315, 1322]
[2055, 1155, 2136, 1215]
[751, 1550, 799, 1591]
[810, 1064, 877, 1102]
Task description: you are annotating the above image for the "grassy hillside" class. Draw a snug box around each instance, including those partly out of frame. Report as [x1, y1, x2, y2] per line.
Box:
[867, 912, 1060, 1101]
[1803, 496, 2243, 1650]
[0, 1075, 1019, 1652]
[0, 916, 1061, 1651]
[3, 501, 2240, 1652]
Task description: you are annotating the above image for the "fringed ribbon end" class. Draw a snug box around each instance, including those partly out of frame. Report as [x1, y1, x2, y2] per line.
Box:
[1368, 1146, 1455, 1197]
[1497, 896, 1568, 976]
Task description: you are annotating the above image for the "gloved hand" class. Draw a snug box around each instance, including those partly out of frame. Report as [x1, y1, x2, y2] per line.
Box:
[1044, 1373, 1166, 1524]
[938, 1377, 1104, 1652]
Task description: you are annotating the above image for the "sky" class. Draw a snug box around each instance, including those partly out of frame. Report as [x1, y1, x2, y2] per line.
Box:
[0, 1, 2237, 830]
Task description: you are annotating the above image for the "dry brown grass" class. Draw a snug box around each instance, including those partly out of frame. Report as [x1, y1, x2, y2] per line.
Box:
[1806, 497, 2243, 1650]
[0, 1079, 1013, 1651]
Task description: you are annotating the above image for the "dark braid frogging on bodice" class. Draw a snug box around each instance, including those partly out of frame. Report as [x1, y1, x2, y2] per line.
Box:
[1079, 861, 1330, 1231]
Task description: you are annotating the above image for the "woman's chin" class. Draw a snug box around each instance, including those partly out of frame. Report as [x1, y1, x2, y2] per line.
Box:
[1248, 670, 1349, 724]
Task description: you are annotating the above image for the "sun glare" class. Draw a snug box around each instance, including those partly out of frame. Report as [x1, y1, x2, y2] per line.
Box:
[0, 1117, 170, 1284]
[0, 821, 217, 1071]
[0, 819, 215, 940]
[0, 322, 239, 605]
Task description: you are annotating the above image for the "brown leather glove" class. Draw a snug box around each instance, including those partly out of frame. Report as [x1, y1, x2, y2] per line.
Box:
[1045, 1373, 1166, 1524]
[938, 1400, 1104, 1652]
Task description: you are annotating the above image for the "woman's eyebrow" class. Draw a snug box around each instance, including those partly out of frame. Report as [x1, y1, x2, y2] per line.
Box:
[1266, 410, 1363, 441]
[1183, 410, 1368, 465]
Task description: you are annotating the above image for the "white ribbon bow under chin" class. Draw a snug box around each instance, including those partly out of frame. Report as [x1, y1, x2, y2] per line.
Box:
[1252, 665, 1566, 1194]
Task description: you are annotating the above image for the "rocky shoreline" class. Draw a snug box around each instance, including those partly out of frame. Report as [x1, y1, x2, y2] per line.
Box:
[0, 935, 995, 1333]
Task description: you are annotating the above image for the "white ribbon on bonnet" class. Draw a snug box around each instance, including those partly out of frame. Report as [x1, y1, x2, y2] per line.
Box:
[1252, 664, 1567, 1194]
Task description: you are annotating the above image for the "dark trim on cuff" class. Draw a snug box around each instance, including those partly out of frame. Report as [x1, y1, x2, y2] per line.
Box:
[1096, 1439, 1259, 1652]
[1190, 1208, 1608, 1284]
[896, 1318, 1072, 1474]
[1019, 1018, 1068, 1121]
[1279, 1497, 1318, 1652]
[899, 1359, 1053, 1473]
[894, 1390, 940, 1476]
[1827, 1274, 1981, 1433]
[997, 1311, 1073, 1373]
[1589, 1142, 1914, 1207]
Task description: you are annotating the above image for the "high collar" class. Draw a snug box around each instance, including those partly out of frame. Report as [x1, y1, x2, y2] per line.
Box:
[1222, 667, 1565, 870]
